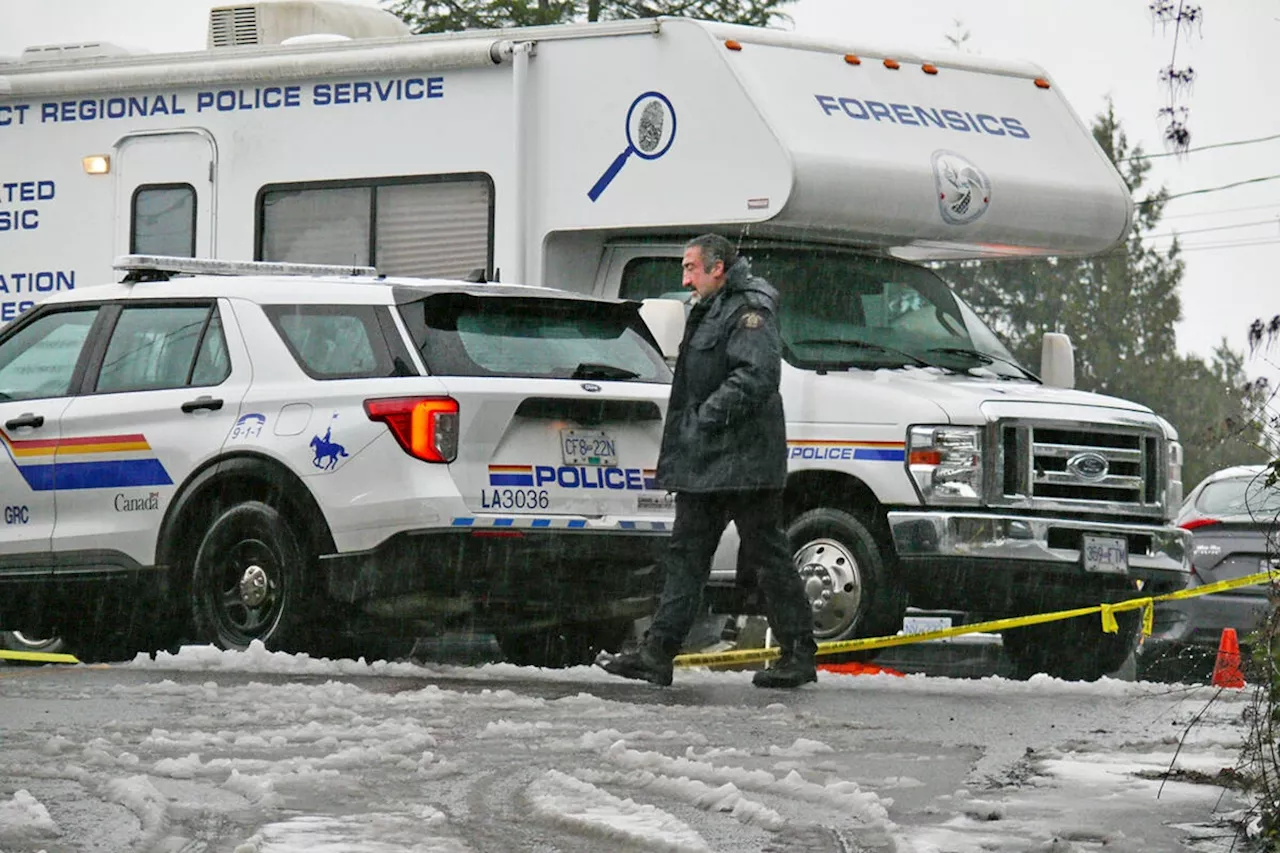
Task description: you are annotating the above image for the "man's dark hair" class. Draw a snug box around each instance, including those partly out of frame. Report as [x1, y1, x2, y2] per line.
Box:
[685, 233, 738, 274]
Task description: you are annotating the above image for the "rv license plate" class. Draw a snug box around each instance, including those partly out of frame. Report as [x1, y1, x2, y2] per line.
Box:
[560, 429, 618, 467]
[901, 615, 952, 640]
[1083, 534, 1128, 574]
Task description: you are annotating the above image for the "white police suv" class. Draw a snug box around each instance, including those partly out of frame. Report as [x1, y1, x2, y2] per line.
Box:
[0, 256, 674, 664]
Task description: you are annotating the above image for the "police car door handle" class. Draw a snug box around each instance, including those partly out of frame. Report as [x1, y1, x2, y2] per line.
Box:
[4, 413, 43, 430]
[181, 396, 224, 414]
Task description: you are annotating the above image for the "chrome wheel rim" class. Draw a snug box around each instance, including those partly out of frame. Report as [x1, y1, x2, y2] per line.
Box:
[794, 537, 863, 639]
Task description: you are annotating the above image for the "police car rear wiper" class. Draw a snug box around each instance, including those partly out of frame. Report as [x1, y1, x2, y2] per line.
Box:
[921, 347, 1039, 381]
[570, 362, 642, 380]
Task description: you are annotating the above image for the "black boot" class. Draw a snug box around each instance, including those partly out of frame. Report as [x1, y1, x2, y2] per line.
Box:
[601, 641, 674, 686]
[752, 643, 817, 689]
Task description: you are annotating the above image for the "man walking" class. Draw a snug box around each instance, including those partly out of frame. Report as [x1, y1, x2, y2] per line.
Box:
[603, 234, 817, 689]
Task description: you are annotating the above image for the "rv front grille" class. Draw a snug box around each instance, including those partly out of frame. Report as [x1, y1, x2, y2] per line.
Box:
[210, 6, 261, 47]
[996, 422, 1165, 515]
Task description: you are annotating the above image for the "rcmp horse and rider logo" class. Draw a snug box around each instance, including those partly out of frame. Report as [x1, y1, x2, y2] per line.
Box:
[310, 416, 349, 471]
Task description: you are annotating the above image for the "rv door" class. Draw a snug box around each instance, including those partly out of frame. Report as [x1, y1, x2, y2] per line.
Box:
[114, 130, 217, 259]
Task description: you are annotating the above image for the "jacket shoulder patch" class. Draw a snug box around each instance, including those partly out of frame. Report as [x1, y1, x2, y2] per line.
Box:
[739, 311, 764, 329]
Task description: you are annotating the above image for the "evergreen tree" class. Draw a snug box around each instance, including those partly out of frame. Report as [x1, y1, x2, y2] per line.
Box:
[386, 0, 793, 32]
[939, 104, 1268, 491]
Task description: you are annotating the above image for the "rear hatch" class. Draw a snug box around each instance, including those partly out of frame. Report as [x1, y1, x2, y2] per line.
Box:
[1185, 474, 1280, 597]
[396, 289, 673, 519]
[1189, 526, 1275, 598]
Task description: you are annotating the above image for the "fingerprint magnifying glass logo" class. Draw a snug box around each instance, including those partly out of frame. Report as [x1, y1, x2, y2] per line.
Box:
[588, 91, 677, 202]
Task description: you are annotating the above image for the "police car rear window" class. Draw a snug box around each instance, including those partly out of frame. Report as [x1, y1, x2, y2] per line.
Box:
[397, 294, 670, 383]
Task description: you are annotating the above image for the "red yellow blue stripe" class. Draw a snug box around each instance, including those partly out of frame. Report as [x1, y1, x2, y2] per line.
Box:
[0, 430, 172, 491]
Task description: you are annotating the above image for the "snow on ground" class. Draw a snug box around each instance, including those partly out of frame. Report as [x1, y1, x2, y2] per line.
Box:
[0, 642, 1256, 852]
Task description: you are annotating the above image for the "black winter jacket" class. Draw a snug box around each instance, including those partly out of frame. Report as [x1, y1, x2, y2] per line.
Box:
[654, 257, 788, 493]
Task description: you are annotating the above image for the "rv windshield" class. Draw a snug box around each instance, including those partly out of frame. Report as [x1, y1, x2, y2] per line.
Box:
[620, 249, 1033, 380]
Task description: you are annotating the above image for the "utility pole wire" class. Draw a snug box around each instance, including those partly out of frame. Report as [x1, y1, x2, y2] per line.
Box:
[1141, 217, 1280, 241]
[1118, 131, 1280, 162]
[1141, 174, 1280, 204]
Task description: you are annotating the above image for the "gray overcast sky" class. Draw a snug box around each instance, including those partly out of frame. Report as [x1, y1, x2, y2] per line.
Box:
[2, 0, 1276, 382]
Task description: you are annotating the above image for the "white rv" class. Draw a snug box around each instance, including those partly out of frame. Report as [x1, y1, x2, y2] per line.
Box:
[0, 4, 1189, 678]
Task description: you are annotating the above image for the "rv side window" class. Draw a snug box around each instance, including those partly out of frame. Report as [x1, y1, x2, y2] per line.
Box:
[620, 257, 684, 301]
[131, 184, 197, 257]
[257, 175, 493, 280]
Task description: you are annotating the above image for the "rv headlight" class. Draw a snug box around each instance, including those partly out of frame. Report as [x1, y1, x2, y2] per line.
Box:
[907, 425, 983, 505]
[1166, 439, 1184, 516]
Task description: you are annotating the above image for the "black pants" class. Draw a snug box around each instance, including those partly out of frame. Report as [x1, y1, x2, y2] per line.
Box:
[647, 490, 816, 658]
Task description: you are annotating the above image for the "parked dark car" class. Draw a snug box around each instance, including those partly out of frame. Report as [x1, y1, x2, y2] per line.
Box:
[1138, 465, 1277, 681]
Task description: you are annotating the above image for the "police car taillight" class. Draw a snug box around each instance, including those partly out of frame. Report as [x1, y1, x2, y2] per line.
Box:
[364, 397, 459, 463]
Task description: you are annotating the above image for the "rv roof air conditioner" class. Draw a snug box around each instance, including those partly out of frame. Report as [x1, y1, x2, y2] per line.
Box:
[208, 1, 412, 49]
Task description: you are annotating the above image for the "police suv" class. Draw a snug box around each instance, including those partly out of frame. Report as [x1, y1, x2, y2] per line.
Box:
[0, 256, 674, 664]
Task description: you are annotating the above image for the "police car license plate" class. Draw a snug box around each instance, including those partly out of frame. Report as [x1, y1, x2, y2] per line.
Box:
[560, 429, 618, 467]
[1083, 534, 1128, 574]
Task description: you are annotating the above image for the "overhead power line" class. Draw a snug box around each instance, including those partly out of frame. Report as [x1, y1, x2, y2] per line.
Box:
[1174, 236, 1280, 254]
[1163, 202, 1280, 220]
[1142, 217, 1280, 242]
[1118, 131, 1280, 162]
[1140, 174, 1280, 204]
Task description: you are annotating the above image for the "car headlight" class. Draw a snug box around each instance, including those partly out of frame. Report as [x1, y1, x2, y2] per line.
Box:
[907, 425, 983, 505]
[1166, 439, 1183, 515]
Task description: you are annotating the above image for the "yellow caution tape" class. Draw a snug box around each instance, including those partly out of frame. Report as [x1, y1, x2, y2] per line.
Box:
[675, 569, 1278, 669]
[4, 570, 1273, 669]
[0, 648, 81, 664]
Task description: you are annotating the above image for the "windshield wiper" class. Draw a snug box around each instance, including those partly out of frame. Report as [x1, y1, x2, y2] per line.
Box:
[922, 347, 1039, 381]
[786, 338, 931, 370]
[570, 362, 641, 380]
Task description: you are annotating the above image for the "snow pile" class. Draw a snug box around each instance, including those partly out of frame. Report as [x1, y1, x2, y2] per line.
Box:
[603, 740, 892, 823]
[574, 766, 786, 830]
[0, 789, 59, 843]
[528, 769, 712, 852]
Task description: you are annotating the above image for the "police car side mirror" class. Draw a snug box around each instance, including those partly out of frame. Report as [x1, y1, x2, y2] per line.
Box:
[639, 298, 686, 364]
[1040, 332, 1075, 389]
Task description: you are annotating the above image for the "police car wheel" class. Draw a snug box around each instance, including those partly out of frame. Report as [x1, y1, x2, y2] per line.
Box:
[190, 501, 306, 652]
[787, 508, 905, 661]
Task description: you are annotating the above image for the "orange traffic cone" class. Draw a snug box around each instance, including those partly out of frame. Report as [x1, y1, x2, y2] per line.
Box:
[1211, 628, 1246, 689]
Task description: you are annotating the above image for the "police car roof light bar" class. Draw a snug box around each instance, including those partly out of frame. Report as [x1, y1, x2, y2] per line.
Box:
[113, 255, 380, 280]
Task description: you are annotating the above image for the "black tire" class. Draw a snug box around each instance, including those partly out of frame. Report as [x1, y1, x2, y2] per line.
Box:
[190, 501, 308, 652]
[1003, 610, 1140, 681]
[786, 508, 905, 660]
[498, 619, 633, 668]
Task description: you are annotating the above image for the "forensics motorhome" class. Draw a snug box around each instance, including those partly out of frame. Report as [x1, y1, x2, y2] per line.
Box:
[0, 4, 1189, 678]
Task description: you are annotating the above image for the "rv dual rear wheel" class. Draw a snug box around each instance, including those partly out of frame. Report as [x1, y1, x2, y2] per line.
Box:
[787, 508, 905, 661]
